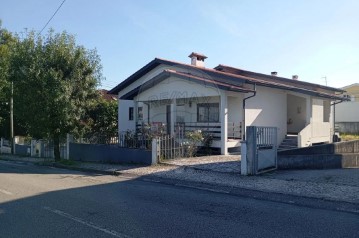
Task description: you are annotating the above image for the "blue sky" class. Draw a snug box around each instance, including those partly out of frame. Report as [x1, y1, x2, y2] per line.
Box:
[1, 0, 358, 89]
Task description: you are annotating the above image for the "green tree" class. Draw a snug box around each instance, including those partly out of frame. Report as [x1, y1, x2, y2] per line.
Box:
[11, 30, 103, 160]
[84, 95, 118, 143]
[0, 23, 18, 138]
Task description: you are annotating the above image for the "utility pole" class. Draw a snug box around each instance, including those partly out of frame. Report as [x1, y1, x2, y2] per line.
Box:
[10, 81, 14, 154]
[322, 76, 327, 86]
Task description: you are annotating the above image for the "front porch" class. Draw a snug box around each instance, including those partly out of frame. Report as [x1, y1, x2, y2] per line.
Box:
[133, 94, 244, 155]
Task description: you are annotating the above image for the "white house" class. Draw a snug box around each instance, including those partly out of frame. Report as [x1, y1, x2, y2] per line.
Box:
[109, 52, 346, 155]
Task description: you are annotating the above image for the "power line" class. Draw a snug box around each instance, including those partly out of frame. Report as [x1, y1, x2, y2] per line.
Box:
[39, 0, 67, 35]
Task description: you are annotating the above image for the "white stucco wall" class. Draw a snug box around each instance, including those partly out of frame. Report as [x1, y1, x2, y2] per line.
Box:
[118, 99, 135, 132]
[287, 94, 307, 133]
[312, 98, 324, 123]
[135, 76, 221, 102]
[335, 101, 359, 122]
[228, 96, 243, 124]
[245, 86, 287, 145]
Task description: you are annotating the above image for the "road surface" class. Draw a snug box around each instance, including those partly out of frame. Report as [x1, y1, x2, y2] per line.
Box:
[0, 160, 358, 237]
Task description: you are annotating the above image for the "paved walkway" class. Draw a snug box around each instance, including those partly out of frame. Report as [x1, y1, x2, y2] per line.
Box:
[1, 154, 358, 205]
[162, 155, 241, 173]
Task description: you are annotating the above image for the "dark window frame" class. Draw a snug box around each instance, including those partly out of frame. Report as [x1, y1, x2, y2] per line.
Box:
[129, 107, 134, 121]
[197, 103, 219, 122]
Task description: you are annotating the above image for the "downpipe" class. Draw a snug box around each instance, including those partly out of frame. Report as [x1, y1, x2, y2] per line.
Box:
[242, 83, 257, 140]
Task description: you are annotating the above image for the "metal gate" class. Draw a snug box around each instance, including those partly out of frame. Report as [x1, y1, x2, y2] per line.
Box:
[245, 126, 277, 174]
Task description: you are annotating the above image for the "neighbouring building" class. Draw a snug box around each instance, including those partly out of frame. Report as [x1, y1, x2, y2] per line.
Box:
[335, 83, 359, 134]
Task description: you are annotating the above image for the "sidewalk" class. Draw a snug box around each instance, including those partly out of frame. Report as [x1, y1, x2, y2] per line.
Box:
[1, 154, 359, 205]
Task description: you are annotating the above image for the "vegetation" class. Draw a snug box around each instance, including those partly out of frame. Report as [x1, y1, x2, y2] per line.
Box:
[0, 23, 107, 161]
[340, 133, 359, 141]
[83, 96, 118, 142]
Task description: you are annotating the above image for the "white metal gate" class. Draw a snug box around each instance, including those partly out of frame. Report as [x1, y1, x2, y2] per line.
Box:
[245, 126, 278, 175]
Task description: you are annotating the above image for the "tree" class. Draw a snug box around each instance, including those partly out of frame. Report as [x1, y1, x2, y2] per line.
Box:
[84, 95, 118, 143]
[11, 30, 103, 160]
[0, 23, 18, 138]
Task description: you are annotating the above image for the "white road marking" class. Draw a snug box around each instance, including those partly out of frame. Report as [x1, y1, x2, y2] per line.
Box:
[0, 189, 13, 195]
[43, 206, 131, 238]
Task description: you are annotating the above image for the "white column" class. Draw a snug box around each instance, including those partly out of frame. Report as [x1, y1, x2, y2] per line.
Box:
[170, 99, 176, 136]
[134, 100, 138, 131]
[306, 96, 312, 124]
[221, 92, 228, 155]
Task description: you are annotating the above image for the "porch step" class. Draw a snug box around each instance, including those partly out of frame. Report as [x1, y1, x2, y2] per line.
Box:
[278, 134, 298, 151]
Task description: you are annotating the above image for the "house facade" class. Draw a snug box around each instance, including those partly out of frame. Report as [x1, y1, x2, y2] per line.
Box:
[109, 53, 346, 155]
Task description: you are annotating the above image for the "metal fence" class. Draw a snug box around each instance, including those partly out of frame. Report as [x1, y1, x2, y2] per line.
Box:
[244, 126, 278, 175]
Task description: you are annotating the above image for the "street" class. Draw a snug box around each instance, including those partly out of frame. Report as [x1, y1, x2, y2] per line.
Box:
[0, 160, 358, 238]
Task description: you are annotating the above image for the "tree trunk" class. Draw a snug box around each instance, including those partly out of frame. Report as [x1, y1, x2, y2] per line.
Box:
[53, 134, 61, 161]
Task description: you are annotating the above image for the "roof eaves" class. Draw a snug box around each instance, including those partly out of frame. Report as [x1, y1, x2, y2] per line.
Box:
[214, 64, 345, 93]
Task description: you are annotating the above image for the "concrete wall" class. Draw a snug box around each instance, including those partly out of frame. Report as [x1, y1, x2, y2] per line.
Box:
[335, 101, 359, 123]
[245, 86, 287, 145]
[15, 144, 30, 156]
[69, 143, 152, 165]
[278, 140, 359, 155]
[278, 154, 358, 169]
[278, 140, 359, 169]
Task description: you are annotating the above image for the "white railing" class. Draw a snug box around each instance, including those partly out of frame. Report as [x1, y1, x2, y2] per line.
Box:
[298, 122, 331, 147]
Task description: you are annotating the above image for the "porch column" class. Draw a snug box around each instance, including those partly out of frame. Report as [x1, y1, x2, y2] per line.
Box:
[170, 99, 176, 136]
[305, 96, 312, 124]
[220, 92, 228, 155]
[134, 100, 138, 130]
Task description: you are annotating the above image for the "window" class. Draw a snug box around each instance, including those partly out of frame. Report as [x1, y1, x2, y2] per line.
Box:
[129, 107, 134, 121]
[197, 103, 219, 122]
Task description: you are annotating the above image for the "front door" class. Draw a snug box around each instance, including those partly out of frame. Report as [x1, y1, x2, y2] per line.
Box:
[166, 105, 171, 134]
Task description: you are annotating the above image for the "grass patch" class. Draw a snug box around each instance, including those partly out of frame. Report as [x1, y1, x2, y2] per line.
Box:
[58, 159, 78, 166]
[340, 133, 359, 141]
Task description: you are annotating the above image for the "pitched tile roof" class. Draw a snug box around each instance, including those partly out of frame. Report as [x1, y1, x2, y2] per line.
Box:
[109, 57, 346, 101]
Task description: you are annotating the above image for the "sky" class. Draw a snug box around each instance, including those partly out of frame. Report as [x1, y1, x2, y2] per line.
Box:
[1, 0, 359, 90]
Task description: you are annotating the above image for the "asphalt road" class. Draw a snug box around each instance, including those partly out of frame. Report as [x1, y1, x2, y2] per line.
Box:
[0, 160, 358, 238]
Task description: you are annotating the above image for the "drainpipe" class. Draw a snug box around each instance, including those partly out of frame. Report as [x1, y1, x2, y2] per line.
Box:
[331, 98, 345, 142]
[242, 83, 257, 140]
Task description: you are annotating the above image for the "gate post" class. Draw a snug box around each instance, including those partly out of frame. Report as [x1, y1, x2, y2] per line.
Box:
[66, 134, 73, 160]
[38, 140, 43, 158]
[240, 141, 247, 175]
[151, 138, 158, 165]
[30, 139, 36, 157]
[241, 126, 256, 175]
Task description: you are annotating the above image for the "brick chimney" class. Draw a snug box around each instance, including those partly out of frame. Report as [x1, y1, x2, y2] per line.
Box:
[188, 52, 207, 67]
